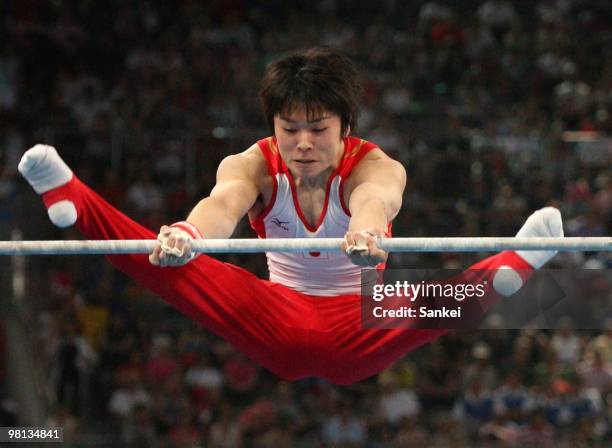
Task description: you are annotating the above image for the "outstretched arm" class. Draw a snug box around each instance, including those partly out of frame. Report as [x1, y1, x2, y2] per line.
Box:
[186, 151, 262, 238]
[342, 151, 406, 266]
[150, 147, 263, 266]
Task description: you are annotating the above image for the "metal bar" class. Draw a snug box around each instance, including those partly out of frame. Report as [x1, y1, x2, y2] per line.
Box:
[0, 237, 609, 255]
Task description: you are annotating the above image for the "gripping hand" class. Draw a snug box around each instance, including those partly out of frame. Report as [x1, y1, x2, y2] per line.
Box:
[342, 227, 388, 267]
[149, 221, 202, 267]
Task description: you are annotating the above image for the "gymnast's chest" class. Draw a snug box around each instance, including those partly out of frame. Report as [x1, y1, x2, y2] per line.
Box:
[263, 175, 350, 238]
[295, 187, 326, 227]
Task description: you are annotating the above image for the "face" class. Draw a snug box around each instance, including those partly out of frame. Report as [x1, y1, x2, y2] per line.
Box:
[274, 107, 345, 179]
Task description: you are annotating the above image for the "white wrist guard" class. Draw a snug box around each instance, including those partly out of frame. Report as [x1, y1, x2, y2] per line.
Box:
[170, 221, 203, 239]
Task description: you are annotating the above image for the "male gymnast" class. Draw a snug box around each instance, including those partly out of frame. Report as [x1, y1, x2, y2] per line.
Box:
[19, 47, 563, 384]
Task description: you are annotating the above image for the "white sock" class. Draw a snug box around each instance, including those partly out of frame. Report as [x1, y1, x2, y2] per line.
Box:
[492, 208, 563, 296]
[515, 207, 564, 269]
[19, 144, 77, 227]
[18, 144, 72, 194]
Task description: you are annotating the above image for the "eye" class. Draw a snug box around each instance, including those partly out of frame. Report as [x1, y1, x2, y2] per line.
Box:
[283, 128, 297, 134]
[312, 128, 328, 133]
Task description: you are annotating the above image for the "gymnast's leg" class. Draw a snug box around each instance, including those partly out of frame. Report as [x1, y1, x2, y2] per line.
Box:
[18, 145, 312, 379]
[318, 208, 564, 384]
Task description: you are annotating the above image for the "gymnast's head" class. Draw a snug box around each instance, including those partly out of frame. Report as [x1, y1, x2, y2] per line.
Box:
[259, 47, 363, 177]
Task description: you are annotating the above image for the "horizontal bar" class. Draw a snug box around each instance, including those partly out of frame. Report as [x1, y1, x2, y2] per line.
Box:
[0, 237, 610, 255]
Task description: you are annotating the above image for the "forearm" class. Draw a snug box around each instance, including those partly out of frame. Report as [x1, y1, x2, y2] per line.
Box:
[348, 197, 388, 233]
[185, 196, 240, 238]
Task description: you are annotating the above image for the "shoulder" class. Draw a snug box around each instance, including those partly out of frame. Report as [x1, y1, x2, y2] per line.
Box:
[350, 146, 406, 183]
[218, 143, 267, 177]
[343, 137, 402, 170]
[342, 143, 406, 202]
[216, 143, 270, 192]
[360, 146, 395, 162]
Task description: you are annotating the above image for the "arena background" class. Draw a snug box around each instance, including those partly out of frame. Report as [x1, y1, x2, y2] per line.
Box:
[0, 0, 610, 446]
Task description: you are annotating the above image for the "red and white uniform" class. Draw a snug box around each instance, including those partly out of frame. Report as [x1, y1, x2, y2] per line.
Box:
[38, 136, 534, 384]
[250, 137, 385, 295]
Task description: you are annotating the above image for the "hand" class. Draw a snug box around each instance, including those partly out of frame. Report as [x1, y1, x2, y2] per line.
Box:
[149, 222, 201, 267]
[342, 227, 388, 267]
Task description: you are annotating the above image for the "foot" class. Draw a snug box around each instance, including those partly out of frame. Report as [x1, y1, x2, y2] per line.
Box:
[19, 144, 78, 227]
[515, 207, 564, 269]
[492, 207, 563, 296]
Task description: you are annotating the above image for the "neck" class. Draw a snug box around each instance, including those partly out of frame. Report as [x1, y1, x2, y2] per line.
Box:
[293, 167, 334, 189]
[291, 138, 345, 189]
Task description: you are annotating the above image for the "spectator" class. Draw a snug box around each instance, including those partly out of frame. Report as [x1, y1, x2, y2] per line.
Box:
[108, 372, 151, 420]
[55, 320, 97, 415]
[516, 410, 555, 446]
[494, 372, 534, 422]
[578, 351, 612, 393]
[120, 404, 157, 447]
[377, 373, 420, 426]
[208, 403, 242, 448]
[453, 377, 494, 440]
[463, 341, 498, 390]
[165, 411, 201, 447]
[46, 406, 79, 444]
[184, 352, 224, 396]
[125, 171, 164, 216]
[321, 401, 367, 447]
[477, 0, 517, 42]
[551, 324, 582, 365]
[146, 335, 180, 386]
[418, 350, 459, 413]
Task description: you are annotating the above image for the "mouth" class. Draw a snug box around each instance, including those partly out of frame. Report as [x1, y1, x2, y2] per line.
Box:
[294, 160, 316, 165]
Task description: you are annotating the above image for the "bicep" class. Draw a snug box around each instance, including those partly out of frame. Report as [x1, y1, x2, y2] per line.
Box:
[348, 160, 406, 220]
[209, 155, 260, 221]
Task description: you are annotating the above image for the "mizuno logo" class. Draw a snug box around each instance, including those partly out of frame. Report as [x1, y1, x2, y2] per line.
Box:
[271, 218, 289, 231]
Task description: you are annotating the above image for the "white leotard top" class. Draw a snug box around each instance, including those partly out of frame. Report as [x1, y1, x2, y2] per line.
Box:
[250, 137, 390, 296]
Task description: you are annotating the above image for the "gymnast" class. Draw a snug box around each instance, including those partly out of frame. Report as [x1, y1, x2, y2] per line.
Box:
[19, 47, 563, 384]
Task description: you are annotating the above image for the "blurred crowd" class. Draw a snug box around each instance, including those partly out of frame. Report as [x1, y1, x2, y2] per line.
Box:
[0, 0, 610, 446]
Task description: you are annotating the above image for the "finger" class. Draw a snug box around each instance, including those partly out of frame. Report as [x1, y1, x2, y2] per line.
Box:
[159, 249, 180, 267]
[167, 235, 177, 248]
[149, 246, 161, 266]
[345, 231, 368, 251]
[363, 236, 383, 257]
[365, 247, 386, 265]
[158, 249, 168, 266]
[366, 235, 379, 252]
[161, 236, 183, 257]
[343, 233, 355, 254]
[352, 236, 369, 253]
[159, 225, 172, 239]
[346, 243, 369, 256]
[369, 250, 386, 263]
[174, 236, 189, 257]
[344, 232, 357, 247]
[346, 238, 384, 266]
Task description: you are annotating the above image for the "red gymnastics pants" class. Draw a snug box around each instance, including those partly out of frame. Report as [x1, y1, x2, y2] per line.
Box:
[42, 176, 533, 385]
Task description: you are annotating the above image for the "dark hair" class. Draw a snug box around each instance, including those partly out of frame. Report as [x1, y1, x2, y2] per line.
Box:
[259, 47, 362, 137]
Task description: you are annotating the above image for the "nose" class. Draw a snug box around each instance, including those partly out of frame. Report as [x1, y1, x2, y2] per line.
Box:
[296, 130, 313, 151]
